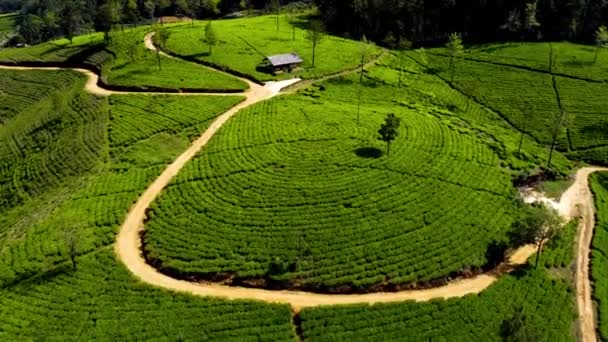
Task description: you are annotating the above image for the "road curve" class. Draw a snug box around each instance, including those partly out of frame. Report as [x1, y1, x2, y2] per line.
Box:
[0, 64, 251, 97]
[113, 164, 606, 314]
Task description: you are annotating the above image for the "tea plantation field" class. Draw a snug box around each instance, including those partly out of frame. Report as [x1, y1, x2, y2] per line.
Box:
[591, 172, 608, 340]
[0, 68, 242, 287]
[0, 69, 293, 340]
[417, 42, 608, 165]
[0, 43, 583, 341]
[0, 27, 247, 91]
[162, 15, 382, 82]
[143, 54, 571, 290]
[0, 13, 15, 34]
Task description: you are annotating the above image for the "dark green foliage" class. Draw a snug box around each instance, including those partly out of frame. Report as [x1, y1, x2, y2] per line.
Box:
[0, 69, 242, 288]
[590, 172, 608, 340]
[0, 250, 296, 341]
[377, 113, 401, 156]
[300, 269, 574, 341]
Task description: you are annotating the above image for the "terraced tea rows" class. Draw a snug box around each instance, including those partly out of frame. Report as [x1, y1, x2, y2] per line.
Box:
[0, 250, 296, 341]
[0, 68, 243, 289]
[143, 71, 523, 290]
[163, 15, 382, 82]
[0, 28, 247, 91]
[108, 95, 244, 148]
[420, 47, 608, 165]
[0, 70, 106, 215]
[299, 269, 575, 341]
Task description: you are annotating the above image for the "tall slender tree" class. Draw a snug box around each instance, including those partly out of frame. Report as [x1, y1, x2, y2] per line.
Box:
[517, 100, 531, 155]
[201, 21, 218, 55]
[357, 35, 374, 125]
[305, 20, 326, 67]
[154, 26, 169, 71]
[59, 1, 84, 44]
[446, 33, 464, 82]
[594, 25, 608, 64]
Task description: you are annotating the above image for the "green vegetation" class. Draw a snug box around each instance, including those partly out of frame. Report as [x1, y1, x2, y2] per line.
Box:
[299, 215, 578, 341]
[143, 53, 571, 289]
[162, 15, 382, 82]
[591, 172, 608, 340]
[0, 250, 296, 341]
[300, 269, 574, 341]
[414, 42, 608, 165]
[0, 12, 15, 34]
[0, 68, 283, 340]
[0, 27, 247, 91]
[0, 68, 242, 287]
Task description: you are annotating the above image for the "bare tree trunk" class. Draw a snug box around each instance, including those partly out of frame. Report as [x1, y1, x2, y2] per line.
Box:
[70, 252, 77, 271]
[595, 46, 600, 64]
[386, 141, 391, 156]
[518, 131, 525, 155]
[398, 54, 403, 88]
[357, 85, 362, 126]
[534, 240, 544, 269]
[547, 122, 560, 168]
[311, 44, 316, 67]
[157, 50, 162, 71]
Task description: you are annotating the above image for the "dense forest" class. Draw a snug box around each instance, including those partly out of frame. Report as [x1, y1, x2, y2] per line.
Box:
[316, 0, 608, 44]
[2, 0, 608, 45]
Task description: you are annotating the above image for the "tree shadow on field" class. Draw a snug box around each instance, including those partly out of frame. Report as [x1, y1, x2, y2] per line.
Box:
[1, 264, 73, 290]
[355, 147, 383, 159]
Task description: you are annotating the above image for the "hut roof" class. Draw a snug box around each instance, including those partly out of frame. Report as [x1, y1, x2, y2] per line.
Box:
[266, 53, 303, 66]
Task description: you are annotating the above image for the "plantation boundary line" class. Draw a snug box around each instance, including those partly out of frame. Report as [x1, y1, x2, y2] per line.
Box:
[431, 52, 605, 84]
[403, 53, 545, 147]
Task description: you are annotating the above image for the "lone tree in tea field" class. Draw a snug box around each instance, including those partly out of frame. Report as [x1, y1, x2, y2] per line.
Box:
[202, 21, 218, 55]
[547, 111, 574, 168]
[357, 35, 375, 125]
[510, 205, 562, 268]
[63, 226, 79, 271]
[154, 26, 170, 71]
[594, 25, 608, 64]
[305, 20, 326, 67]
[446, 33, 464, 82]
[517, 100, 531, 155]
[378, 113, 401, 156]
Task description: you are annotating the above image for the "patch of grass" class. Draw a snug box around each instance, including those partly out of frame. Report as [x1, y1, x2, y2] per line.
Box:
[163, 15, 382, 82]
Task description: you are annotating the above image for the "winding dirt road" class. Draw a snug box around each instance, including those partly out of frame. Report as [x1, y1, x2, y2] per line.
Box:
[569, 167, 607, 342]
[114, 165, 606, 316]
[2, 33, 606, 338]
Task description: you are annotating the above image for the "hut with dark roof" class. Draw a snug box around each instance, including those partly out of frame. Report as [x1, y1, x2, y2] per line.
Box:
[265, 53, 303, 73]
